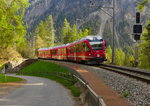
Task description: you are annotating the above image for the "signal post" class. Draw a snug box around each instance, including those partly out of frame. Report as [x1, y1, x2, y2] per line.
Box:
[133, 12, 142, 67]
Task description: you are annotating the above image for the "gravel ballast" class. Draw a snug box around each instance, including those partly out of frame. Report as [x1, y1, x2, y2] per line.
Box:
[80, 65, 150, 106]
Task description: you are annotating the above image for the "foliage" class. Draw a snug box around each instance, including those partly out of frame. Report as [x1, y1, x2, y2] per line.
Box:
[138, 0, 149, 12]
[69, 85, 81, 97]
[106, 45, 112, 63]
[0, 0, 29, 49]
[121, 90, 130, 98]
[19, 60, 80, 97]
[35, 36, 46, 49]
[61, 19, 89, 44]
[138, 19, 150, 70]
[0, 47, 22, 66]
[0, 0, 29, 64]
[114, 48, 125, 66]
[106, 45, 134, 67]
[61, 18, 71, 44]
[34, 15, 55, 49]
[78, 29, 89, 40]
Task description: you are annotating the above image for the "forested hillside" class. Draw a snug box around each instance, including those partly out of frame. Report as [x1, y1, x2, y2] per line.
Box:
[0, 0, 149, 70]
[25, 0, 149, 47]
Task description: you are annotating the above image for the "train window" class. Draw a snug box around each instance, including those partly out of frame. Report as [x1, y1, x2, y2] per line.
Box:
[88, 39, 103, 42]
[63, 48, 65, 54]
[58, 49, 60, 55]
[70, 46, 74, 53]
[84, 43, 90, 52]
[75, 43, 83, 52]
[76, 44, 80, 52]
[76, 44, 79, 52]
[79, 43, 82, 52]
[90, 42, 102, 50]
[52, 50, 57, 55]
[63, 48, 66, 54]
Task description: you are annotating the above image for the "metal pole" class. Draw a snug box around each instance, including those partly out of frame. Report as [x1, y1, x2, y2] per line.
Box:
[112, 0, 115, 64]
[134, 41, 138, 67]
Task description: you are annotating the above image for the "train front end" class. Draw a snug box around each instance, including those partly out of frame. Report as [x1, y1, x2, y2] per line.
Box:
[86, 36, 106, 63]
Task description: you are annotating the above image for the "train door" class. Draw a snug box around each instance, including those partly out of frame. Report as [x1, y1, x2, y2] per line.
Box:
[58, 49, 60, 60]
[83, 42, 91, 61]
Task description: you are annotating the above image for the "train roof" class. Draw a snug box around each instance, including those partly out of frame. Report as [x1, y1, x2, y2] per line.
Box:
[78, 35, 102, 41]
[38, 35, 103, 51]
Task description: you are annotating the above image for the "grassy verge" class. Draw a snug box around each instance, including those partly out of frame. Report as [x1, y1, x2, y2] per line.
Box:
[0, 74, 23, 83]
[18, 60, 80, 97]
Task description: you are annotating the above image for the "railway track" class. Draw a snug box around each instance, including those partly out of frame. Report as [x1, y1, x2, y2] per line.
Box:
[98, 64, 150, 84]
[41, 59, 150, 84]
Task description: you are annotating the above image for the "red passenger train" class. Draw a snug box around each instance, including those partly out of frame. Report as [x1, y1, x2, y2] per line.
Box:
[38, 36, 107, 64]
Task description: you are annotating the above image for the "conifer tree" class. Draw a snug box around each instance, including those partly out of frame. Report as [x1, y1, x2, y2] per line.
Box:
[34, 15, 55, 48]
[69, 24, 77, 42]
[78, 29, 89, 39]
[45, 15, 55, 46]
[61, 19, 71, 44]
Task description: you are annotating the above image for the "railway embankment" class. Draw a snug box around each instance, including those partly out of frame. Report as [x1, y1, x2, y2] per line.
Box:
[50, 60, 131, 106]
[49, 60, 150, 106]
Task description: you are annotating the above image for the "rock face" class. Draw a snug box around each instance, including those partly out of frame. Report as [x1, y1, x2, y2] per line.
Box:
[4, 59, 37, 73]
[25, 0, 149, 47]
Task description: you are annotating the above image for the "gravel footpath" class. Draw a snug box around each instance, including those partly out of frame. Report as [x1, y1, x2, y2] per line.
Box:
[80, 65, 150, 106]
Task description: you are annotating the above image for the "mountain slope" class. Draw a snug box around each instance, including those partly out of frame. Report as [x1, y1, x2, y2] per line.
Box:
[24, 0, 148, 48]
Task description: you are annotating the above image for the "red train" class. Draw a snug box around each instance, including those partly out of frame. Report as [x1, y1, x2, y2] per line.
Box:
[38, 36, 106, 64]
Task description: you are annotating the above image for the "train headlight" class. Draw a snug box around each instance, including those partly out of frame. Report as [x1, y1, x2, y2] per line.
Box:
[97, 54, 100, 57]
[89, 54, 91, 56]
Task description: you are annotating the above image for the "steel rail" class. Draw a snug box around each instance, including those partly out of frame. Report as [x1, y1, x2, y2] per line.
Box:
[99, 64, 150, 84]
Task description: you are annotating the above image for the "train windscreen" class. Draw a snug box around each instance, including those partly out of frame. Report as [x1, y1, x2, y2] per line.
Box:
[88, 39, 103, 50]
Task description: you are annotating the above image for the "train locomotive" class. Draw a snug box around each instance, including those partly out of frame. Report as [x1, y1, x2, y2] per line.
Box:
[38, 36, 107, 64]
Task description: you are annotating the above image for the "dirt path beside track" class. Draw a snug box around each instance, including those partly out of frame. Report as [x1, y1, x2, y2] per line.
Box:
[63, 63, 131, 106]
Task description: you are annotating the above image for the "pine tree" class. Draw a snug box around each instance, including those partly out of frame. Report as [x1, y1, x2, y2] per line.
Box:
[34, 15, 55, 48]
[45, 15, 55, 46]
[78, 29, 89, 39]
[61, 19, 71, 44]
[69, 24, 77, 42]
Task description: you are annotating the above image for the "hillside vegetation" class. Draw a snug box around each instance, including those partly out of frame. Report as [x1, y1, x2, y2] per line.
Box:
[0, 0, 150, 70]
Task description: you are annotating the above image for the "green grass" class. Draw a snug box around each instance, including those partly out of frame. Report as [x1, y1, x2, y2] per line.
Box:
[0, 74, 23, 83]
[18, 60, 81, 97]
[121, 90, 130, 98]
